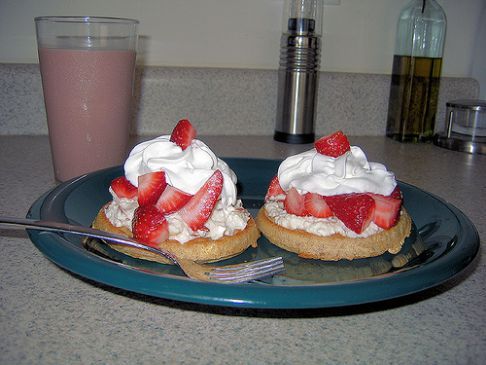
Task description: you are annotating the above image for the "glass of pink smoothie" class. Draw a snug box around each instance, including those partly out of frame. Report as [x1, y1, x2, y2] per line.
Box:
[35, 16, 138, 181]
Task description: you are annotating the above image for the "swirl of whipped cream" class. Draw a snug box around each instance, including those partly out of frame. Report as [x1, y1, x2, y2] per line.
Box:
[278, 146, 396, 196]
[124, 135, 237, 206]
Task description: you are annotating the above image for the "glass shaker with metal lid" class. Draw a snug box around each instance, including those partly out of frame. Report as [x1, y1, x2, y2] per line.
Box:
[434, 99, 486, 154]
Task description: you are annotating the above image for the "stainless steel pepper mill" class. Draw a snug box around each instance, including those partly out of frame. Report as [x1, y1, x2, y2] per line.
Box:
[274, 0, 323, 144]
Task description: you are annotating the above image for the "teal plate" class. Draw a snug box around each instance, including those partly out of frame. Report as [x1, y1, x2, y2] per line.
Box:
[27, 158, 479, 309]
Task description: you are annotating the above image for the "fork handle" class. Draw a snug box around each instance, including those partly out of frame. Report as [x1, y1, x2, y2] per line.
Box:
[0, 216, 178, 264]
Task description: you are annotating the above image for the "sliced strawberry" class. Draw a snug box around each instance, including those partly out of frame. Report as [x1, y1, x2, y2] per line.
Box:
[170, 119, 197, 150]
[304, 193, 333, 218]
[137, 171, 167, 207]
[284, 188, 307, 216]
[390, 185, 402, 200]
[110, 176, 137, 199]
[325, 194, 375, 234]
[132, 205, 169, 247]
[314, 130, 351, 157]
[155, 185, 192, 214]
[178, 170, 224, 231]
[265, 175, 285, 201]
[369, 192, 402, 229]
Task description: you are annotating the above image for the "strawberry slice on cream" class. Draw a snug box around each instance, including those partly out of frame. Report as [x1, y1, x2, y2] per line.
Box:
[104, 119, 251, 243]
[257, 130, 411, 261]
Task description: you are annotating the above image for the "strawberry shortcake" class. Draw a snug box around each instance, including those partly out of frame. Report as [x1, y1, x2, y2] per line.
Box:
[92, 119, 259, 264]
[256, 131, 412, 261]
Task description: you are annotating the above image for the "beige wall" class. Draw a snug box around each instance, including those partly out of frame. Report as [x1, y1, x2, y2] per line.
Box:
[0, 0, 484, 95]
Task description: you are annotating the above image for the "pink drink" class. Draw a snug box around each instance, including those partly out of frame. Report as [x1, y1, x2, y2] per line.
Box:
[38, 48, 136, 181]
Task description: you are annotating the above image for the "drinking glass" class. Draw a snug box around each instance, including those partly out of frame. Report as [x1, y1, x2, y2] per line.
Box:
[35, 16, 138, 181]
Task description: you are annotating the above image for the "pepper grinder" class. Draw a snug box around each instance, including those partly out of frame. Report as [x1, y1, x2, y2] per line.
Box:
[274, 0, 323, 144]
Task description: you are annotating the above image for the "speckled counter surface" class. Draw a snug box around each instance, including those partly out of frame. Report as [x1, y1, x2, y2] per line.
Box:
[0, 135, 484, 365]
[0, 64, 479, 137]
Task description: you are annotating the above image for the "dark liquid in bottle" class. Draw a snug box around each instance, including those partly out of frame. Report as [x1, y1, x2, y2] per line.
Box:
[386, 55, 442, 142]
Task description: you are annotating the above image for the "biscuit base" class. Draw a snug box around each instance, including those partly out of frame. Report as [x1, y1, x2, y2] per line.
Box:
[256, 207, 412, 261]
[92, 204, 260, 264]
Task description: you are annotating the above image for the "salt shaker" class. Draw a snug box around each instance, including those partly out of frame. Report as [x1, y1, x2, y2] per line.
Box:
[274, 0, 324, 144]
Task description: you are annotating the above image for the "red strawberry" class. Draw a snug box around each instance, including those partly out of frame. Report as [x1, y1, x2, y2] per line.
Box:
[390, 185, 402, 200]
[178, 170, 224, 231]
[304, 193, 333, 218]
[284, 188, 307, 216]
[314, 131, 351, 157]
[325, 194, 375, 234]
[137, 171, 167, 207]
[265, 175, 285, 201]
[170, 119, 197, 150]
[132, 205, 169, 247]
[110, 176, 137, 199]
[155, 185, 192, 214]
[369, 191, 402, 229]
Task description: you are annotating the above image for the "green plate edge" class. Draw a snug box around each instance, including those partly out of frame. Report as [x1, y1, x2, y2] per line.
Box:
[26, 158, 480, 309]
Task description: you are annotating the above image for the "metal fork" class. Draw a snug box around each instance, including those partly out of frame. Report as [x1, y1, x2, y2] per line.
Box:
[0, 216, 284, 284]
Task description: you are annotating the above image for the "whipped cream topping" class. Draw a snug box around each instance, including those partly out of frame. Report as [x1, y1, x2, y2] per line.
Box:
[166, 200, 249, 242]
[278, 146, 396, 196]
[267, 144, 398, 238]
[124, 135, 237, 206]
[105, 134, 249, 243]
[105, 192, 249, 243]
[105, 187, 138, 228]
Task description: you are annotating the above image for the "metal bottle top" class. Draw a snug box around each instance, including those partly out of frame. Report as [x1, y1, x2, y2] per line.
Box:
[446, 99, 486, 112]
[288, 17, 315, 34]
[280, 34, 320, 71]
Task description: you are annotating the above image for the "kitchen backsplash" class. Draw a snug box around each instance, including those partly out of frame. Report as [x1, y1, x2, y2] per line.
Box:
[0, 63, 478, 136]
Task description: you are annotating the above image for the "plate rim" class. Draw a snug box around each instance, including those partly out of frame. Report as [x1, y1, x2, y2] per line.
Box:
[26, 158, 480, 309]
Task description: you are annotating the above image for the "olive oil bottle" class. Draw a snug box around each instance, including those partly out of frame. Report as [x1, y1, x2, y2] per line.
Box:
[386, 0, 446, 142]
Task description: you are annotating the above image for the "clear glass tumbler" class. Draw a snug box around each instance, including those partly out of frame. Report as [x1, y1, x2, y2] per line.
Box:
[35, 16, 138, 181]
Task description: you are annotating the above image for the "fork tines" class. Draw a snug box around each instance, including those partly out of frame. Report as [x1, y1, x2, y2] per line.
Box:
[209, 257, 285, 283]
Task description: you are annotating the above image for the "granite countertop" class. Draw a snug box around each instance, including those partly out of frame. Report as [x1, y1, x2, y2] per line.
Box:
[1, 64, 479, 137]
[0, 134, 484, 364]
